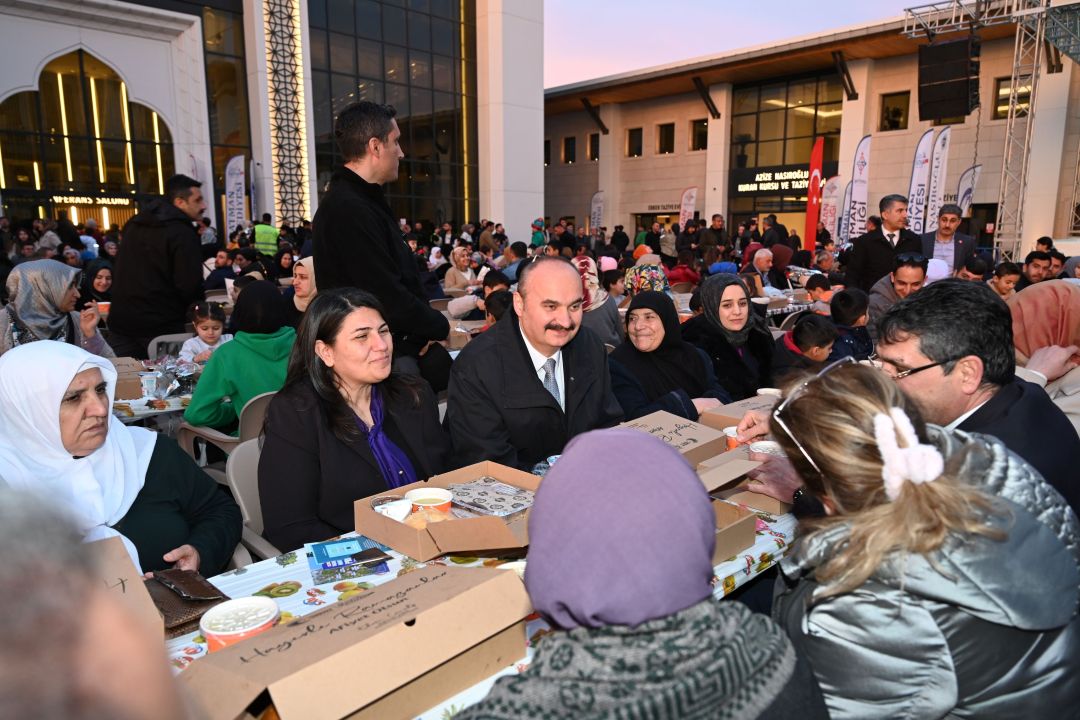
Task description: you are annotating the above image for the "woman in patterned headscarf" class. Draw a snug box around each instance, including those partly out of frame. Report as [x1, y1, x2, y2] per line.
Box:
[623, 263, 671, 299]
[572, 256, 622, 347]
[0, 260, 113, 357]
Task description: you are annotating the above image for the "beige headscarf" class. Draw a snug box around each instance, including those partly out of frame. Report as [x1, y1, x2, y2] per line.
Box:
[293, 256, 317, 312]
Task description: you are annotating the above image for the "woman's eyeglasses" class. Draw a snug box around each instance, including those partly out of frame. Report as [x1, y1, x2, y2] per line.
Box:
[770, 356, 856, 478]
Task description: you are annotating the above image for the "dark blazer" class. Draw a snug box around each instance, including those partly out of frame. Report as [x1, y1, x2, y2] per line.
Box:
[920, 231, 977, 272]
[446, 312, 624, 471]
[312, 168, 448, 357]
[958, 378, 1080, 516]
[259, 378, 450, 551]
[844, 228, 922, 293]
[681, 314, 775, 401]
[608, 349, 731, 422]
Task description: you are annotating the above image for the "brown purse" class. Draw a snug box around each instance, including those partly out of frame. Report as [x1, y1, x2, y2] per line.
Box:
[144, 569, 229, 639]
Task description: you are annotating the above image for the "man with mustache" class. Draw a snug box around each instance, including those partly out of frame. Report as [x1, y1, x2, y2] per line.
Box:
[446, 256, 623, 470]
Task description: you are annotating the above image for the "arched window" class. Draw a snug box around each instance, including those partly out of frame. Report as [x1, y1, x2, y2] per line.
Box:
[0, 50, 175, 198]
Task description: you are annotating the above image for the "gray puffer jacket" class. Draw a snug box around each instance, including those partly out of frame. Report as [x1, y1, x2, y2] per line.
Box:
[773, 427, 1080, 719]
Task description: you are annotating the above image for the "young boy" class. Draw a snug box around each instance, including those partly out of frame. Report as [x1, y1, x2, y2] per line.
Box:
[804, 274, 833, 315]
[988, 261, 1021, 300]
[772, 313, 839, 380]
[828, 288, 873, 361]
[481, 289, 513, 331]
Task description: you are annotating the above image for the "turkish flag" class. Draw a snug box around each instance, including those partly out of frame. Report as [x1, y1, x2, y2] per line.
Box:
[804, 137, 824, 251]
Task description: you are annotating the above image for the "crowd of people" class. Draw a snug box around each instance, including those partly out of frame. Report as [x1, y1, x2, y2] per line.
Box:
[1, 99, 1078, 719]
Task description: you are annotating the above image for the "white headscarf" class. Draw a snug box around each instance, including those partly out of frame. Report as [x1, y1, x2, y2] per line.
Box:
[292, 256, 317, 312]
[428, 247, 447, 270]
[0, 341, 157, 571]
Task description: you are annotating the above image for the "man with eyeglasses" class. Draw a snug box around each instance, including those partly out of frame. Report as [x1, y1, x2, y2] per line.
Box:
[738, 279, 1079, 517]
[867, 253, 927, 336]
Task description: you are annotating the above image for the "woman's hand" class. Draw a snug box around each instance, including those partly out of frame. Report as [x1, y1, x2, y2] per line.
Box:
[162, 544, 201, 572]
[1025, 345, 1079, 383]
[79, 302, 100, 338]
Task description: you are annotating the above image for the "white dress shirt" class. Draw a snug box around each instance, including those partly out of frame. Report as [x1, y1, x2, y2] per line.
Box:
[520, 327, 565, 412]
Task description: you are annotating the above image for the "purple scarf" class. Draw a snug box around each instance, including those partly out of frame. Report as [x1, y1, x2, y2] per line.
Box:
[354, 385, 418, 489]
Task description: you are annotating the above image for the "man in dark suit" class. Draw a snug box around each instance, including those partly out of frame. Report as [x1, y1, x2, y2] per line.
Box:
[843, 194, 922, 293]
[446, 256, 623, 470]
[876, 280, 1080, 515]
[313, 102, 449, 376]
[920, 203, 976, 273]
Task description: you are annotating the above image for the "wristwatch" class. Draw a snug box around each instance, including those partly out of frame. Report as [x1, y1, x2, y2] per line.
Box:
[791, 486, 805, 504]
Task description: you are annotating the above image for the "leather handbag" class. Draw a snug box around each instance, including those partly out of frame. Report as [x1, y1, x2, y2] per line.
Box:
[144, 569, 229, 639]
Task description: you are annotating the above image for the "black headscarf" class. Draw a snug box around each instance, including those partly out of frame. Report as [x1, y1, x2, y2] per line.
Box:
[229, 280, 287, 335]
[610, 291, 709, 401]
[76, 259, 112, 310]
[273, 249, 294, 279]
[698, 273, 768, 348]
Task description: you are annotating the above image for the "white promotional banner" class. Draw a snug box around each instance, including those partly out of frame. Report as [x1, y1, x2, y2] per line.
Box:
[846, 135, 872, 240]
[678, 186, 698, 230]
[925, 125, 951, 233]
[224, 155, 246, 235]
[838, 181, 853, 242]
[819, 176, 842, 240]
[589, 191, 604, 231]
[906, 129, 935, 235]
[956, 164, 982, 216]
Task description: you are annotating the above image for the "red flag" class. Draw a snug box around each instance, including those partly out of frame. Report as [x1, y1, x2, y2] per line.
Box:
[804, 137, 825, 251]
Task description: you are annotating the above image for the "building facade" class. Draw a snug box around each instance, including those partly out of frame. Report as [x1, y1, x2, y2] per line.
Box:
[544, 14, 1079, 251]
[0, 0, 543, 241]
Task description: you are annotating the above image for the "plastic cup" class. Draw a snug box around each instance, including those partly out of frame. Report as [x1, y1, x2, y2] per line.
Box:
[757, 388, 782, 397]
[404, 488, 452, 514]
[96, 301, 110, 317]
[200, 596, 280, 653]
[138, 372, 157, 398]
[723, 426, 740, 450]
[749, 440, 786, 457]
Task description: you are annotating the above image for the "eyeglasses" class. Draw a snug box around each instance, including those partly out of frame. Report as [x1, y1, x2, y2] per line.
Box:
[771, 356, 856, 478]
[867, 352, 957, 379]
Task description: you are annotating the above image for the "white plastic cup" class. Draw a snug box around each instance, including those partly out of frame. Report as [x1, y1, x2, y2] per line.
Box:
[757, 388, 782, 397]
[200, 596, 280, 653]
[749, 440, 786, 457]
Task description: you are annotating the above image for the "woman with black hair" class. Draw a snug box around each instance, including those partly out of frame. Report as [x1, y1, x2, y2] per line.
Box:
[258, 288, 449, 551]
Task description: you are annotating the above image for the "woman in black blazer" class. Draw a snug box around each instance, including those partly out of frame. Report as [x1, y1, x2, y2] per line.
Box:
[259, 288, 450, 551]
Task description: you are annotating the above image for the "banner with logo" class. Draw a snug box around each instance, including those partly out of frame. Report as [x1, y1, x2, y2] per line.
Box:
[925, 125, 951, 233]
[803, 137, 825, 251]
[224, 155, 246, 235]
[678, 186, 698, 230]
[820, 176, 842, 243]
[838, 181, 853, 243]
[906, 129, 935, 235]
[956, 164, 982, 216]
[589, 191, 604, 232]
[846, 135, 872, 240]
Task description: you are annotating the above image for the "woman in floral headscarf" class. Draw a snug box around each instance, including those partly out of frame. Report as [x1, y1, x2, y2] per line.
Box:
[572, 256, 622, 347]
[623, 263, 671, 299]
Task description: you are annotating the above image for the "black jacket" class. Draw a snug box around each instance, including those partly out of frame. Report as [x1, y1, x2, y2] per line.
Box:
[958, 378, 1080, 515]
[259, 377, 450, 551]
[109, 198, 204, 337]
[446, 312, 623, 470]
[681, 314, 774, 401]
[312, 168, 448, 357]
[609, 349, 731, 421]
[772, 332, 819, 383]
[843, 228, 922, 293]
[610, 230, 630, 254]
[920, 231, 977, 272]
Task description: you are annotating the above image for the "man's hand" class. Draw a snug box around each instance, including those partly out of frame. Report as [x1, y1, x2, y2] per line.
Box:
[745, 454, 803, 503]
[736, 410, 770, 443]
[1025, 345, 1079, 383]
[163, 544, 201, 572]
[79, 302, 100, 338]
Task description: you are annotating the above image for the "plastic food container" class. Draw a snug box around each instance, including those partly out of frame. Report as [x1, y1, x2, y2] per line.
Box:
[199, 596, 280, 653]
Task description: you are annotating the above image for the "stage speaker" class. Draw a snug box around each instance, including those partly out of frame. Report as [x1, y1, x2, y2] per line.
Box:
[918, 37, 980, 121]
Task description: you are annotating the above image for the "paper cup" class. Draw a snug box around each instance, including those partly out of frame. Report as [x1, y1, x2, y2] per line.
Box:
[139, 372, 157, 398]
[723, 426, 740, 450]
[200, 596, 280, 653]
[749, 441, 785, 457]
[404, 488, 452, 514]
[96, 301, 111, 317]
[757, 388, 782, 397]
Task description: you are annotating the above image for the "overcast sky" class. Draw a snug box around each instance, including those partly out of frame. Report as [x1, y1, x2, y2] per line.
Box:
[544, 0, 913, 88]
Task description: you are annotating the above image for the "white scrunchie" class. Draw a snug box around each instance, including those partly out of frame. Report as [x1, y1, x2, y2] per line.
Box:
[873, 407, 945, 501]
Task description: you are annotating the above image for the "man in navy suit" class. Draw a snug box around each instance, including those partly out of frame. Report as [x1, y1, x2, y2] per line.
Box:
[920, 203, 976, 274]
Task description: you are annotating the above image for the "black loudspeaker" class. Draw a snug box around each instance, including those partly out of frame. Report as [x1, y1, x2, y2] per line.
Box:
[918, 37, 981, 120]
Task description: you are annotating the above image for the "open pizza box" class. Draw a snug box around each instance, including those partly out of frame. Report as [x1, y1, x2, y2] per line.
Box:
[698, 448, 792, 514]
[712, 500, 757, 563]
[355, 461, 540, 562]
[447, 320, 486, 350]
[619, 410, 729, 467]
[698, 394, 780, 433]
[180, 565, 531, 720]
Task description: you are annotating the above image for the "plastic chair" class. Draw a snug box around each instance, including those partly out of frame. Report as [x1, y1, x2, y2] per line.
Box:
[429, 297, 451, 311]
[147, 332, 193, 359]
[226, 439, 282, 560]
[177, 391, 277, 475]
[670, 281, 695, 294]
[778, 310, 809, 331]
[443, 286, 466, 297]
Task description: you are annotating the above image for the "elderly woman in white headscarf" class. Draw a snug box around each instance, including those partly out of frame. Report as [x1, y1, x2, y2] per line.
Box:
[0, 341, 242, 574]
[0, 259, 113, 358]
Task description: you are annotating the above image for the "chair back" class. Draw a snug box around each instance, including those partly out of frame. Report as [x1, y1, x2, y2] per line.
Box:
[238, 391, 276, 442]
[670, 281, 695, 294]
[778, 309, 808, 331]
[429, 297, 451, 311]
[225, 439, 265, 534]
[147, 332, 193, 359]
